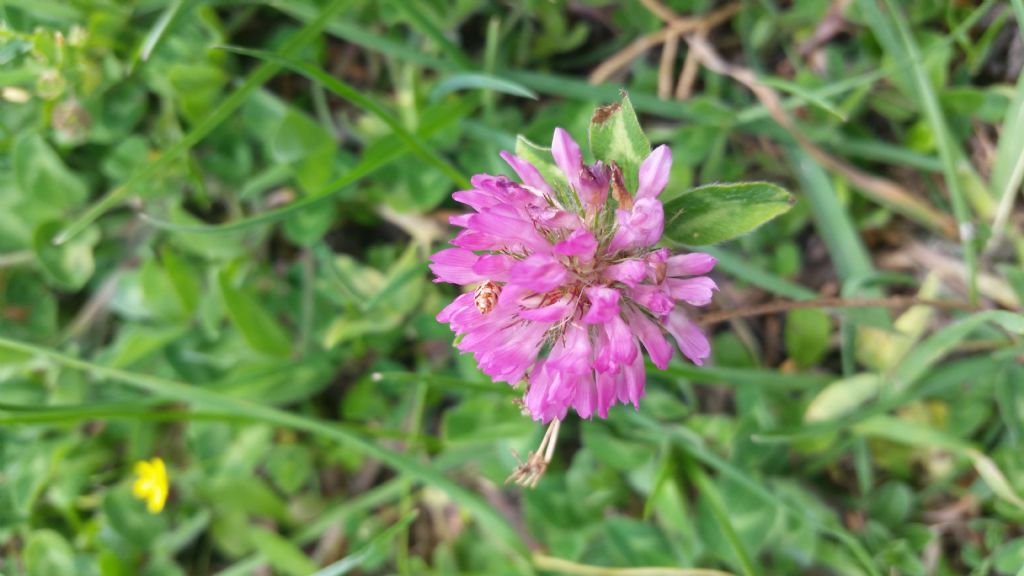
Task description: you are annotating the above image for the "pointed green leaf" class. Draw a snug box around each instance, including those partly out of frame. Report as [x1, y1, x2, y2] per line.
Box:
[588, 92, 650, 192]
[663, 182, 794, 245]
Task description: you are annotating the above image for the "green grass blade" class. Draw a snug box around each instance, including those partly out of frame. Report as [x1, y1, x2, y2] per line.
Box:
[217, 45, 470, 189]
[758, 76, 847, 121]
[430, 72, 539, 102]
[871, 0, 978, 301]
[0, 336, 526, 553]
[55, 0, 352, 244]
[988, 0, 1024, 244]
[132, 0, 188, 70]
[689, 466, 757, 576]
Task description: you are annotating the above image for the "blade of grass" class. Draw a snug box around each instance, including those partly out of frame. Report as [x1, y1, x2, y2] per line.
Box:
[758, 76, 847, 122]
[217, 45, 470, 189]
[0, 336, 526, 553]
[55, 0, 351, 244]
[688, 465, 757, 576]
[132, 0, 189, 71]
[988, 0, 1024, 247]
[869, 0, 978, 302]
[430, 73, 539, 102]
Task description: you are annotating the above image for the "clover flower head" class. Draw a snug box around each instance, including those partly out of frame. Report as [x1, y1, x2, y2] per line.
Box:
[431, 128, 717, 422]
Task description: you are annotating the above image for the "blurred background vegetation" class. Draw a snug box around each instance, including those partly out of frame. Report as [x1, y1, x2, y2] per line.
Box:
[2, 0, 1024, 574]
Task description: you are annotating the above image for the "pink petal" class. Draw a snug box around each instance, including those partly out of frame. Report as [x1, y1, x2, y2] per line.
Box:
[519, 298, 573, 322]
[551, 127, 583, 187]
[623, 306, 673, 370]
[452, 189, 499, 210]
[554, 228, 598, 261]
[636, 145, 672, 199]
[508, 253, 569, 293]
[596, 372, 616, 419]
[547, 322, 592, 375]
[582, 286, 621, 324]
[448, 213, 472, 227]
[577, 162, 610, 211]
[622, 349, 646, 407]
[437, 292, 475, 323]
[499, 151, 552, 195]
[572, 371, 598, 419]
[472, 254, 515, 281]
[605, 316, 638, 367]
[629, 285, 675, 316]
[429, 248, 482, 285]
[666, 253, 717, 277]
[667, 308, 711, 365]
[666, 277, 718, 306]
[608, 198, 664, 253]
[604, 260, 647, 288]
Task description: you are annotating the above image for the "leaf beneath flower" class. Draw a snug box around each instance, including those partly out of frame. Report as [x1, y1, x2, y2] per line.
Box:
[588, 92, 650, 193]
[663, 182, 794, 245]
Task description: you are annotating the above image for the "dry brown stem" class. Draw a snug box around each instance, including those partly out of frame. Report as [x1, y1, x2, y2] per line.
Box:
[588, 2, 740, 84]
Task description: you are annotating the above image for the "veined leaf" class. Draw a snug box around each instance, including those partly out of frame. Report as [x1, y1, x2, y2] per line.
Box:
[588, 92, 650, 192]
[663, 182, 794, 245]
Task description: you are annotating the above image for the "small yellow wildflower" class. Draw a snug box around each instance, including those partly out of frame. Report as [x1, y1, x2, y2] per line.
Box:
[132, 457, 168, 514]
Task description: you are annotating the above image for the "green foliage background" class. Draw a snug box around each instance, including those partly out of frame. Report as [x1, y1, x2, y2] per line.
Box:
[2, 1, 1024, 574]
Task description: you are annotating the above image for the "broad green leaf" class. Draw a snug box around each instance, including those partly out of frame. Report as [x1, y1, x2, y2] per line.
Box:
[32, 221, 100, 291]
[588, 92, 650, 192]
[663, 182, 794, 245]
[217, 268, 292, 357]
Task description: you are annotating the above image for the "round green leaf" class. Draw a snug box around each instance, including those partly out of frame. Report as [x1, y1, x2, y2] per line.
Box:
[32, 220, 100, 291]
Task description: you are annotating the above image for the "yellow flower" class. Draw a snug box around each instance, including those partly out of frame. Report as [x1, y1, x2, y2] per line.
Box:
[132, 457, 168, 514]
